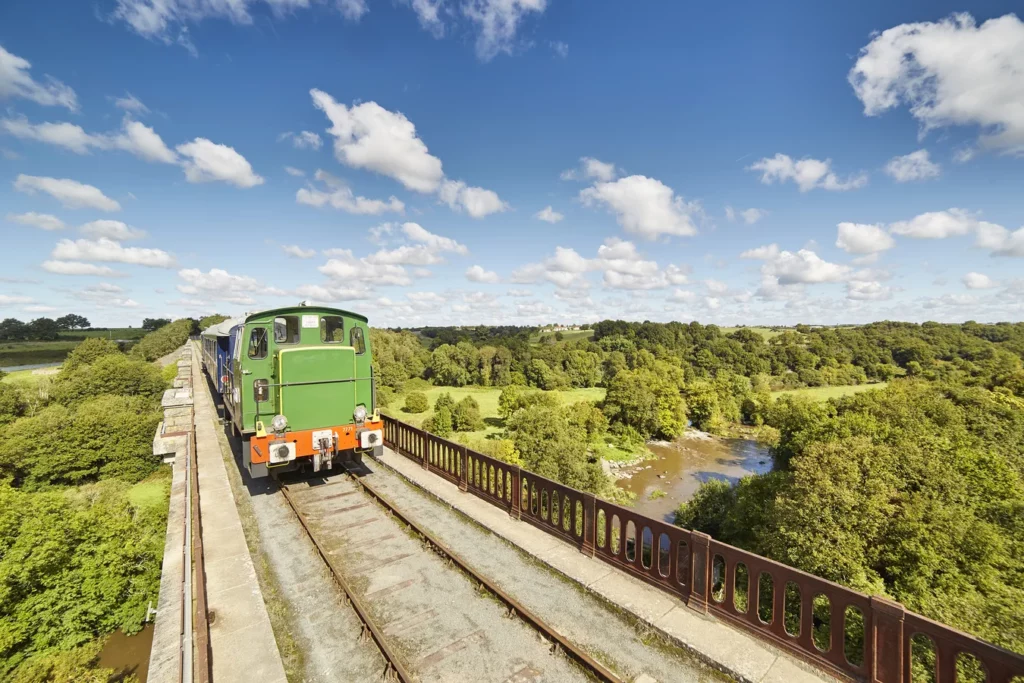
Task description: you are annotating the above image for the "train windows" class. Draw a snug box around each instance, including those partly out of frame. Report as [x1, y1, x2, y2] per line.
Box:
[320, 316, 344, 343]
[351, 326, 366, 354]
[274, 316, 300, 344]
[247, 327, 268, 359]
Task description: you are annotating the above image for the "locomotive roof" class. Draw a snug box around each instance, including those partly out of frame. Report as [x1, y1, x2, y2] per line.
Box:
[244, 305, 369, 324]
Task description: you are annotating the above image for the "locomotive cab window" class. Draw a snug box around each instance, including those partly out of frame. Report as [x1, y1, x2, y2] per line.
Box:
[274, 316, 300, 344]
[247, 327, 268, 359]
[351, 326, 366, 354]
[320, 316, 344, 343]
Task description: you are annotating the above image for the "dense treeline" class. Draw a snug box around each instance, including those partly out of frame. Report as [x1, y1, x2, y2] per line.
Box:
[374, 321, 1024, 440]
[0, 333, 175, 680]
[372, 320, 1024, 656]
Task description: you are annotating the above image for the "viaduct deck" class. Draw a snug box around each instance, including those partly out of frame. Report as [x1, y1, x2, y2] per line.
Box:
[148, 342, 1023, 683]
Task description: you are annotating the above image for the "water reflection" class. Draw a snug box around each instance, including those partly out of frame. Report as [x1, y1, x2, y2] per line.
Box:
[614, 433, 772, 523]
[96, 623, 154, 682]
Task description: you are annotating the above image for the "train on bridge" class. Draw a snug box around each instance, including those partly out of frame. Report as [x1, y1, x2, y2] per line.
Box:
[200, 304, 383, 478]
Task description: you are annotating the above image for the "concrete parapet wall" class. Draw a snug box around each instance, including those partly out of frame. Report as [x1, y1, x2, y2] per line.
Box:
[147, 346, 194, 683]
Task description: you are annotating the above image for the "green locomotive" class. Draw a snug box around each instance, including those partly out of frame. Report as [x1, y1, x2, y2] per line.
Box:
[201, 305, 383, 478]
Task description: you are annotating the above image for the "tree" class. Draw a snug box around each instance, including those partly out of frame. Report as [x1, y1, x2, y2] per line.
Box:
[0, 318, 27, 341]
[55, 314, 90, 330]
[63, 338, 121, 371]
[27, 318, 60, 341]
[452, 396, 483, 432]
[132, 319, 193, 361]
[429, 344, 475, 386]
[51, 354, 166, 406]
[403, 392, 429, 414]
[0, 384, 27, 427]
[434, 392, 456, 414]
[0, 395, 162, 488]
[603, 367, 686, 439]
[505, 405, 605, 492]
[497, 385, 523, 419]
[426, 407, 453, 438]
[141, 318, 171, 331]
[199, 314, 229, 330]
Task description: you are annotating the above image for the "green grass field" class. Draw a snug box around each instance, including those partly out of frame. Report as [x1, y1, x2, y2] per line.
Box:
[60, 327, 146, 340]
[387, 385, 606, 441]
[719, 326, 785, 340]
[1, 368, 51, 387]
[771, 382, 888, 401]
[128, 467, 173, 511]
[529, 329, 594, 344]
[0, 341, 79, 368]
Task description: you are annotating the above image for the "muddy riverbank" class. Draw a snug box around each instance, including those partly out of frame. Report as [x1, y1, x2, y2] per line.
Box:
[613, 431, 772, 522]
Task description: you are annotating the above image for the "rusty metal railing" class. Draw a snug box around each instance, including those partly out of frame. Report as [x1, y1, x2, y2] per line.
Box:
[381, 414, 1024, 683]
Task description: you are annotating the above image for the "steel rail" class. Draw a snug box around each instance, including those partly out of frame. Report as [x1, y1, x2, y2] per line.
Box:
[278, 483, 415, 683]
[339, 467, 625, 683]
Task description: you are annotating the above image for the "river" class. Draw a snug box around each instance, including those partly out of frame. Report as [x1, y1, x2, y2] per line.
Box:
[614, 432, 773, 523]
[0, 362, 62, 372]
[96, 623, 154, 681]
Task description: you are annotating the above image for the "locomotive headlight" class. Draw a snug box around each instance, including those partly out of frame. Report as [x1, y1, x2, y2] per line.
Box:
[271, 414, 288, 433]
[353, 405, 367, 424]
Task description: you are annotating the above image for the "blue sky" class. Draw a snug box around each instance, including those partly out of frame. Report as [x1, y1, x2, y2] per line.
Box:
[2, 0, 1023, 328]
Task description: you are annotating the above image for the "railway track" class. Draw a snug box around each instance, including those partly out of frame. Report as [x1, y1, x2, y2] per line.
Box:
[278, 463, 624, 683]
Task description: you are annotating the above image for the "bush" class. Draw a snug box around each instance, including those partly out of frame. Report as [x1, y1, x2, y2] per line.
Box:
[426, 407, 453, 437]
[51, 354, 166, 406]
[162, 361, 180, 385]
[62, 338, 121, 372]
[452, 396, 483, 431]
[132, 318, 193, 361]
[377, 386, 395, 408]
[0, 395, 162, 489]
[0, 383, 28, 427]
[434, 391, 456, 414]
[403, 377, 432, 391]
[403, 391, 429, 413]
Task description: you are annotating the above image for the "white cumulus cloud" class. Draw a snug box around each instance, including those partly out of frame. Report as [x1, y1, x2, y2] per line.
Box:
[534, 206, 564, 223]
[14, 174, 121, 211]
[463, 0, 547, 61]
[283, 245, 316, 259]
[176, 138, 263, 187]
[80, 220, 146, 241]
[438, 179, 509, 218]
[835, 222, 895, 254]
[884, 150, 941, 182]
[466, 265, 500, 283]
[748, 153, 868, 192]
[41, 260, 121, 276]
[888, 208, 976, 239]
[7, 212, 65, 231]
[278, 130, 322, 150]
[580, 175, 701, 239]
[561, 156, 617, 182]
[962, 272, 996, 289]
[312, 88, 443, 193]
[849, 13, 1024, 154]
[52, 238, 176, 268]
[296, 170, 405, 215]
[0, 45, 77, 110]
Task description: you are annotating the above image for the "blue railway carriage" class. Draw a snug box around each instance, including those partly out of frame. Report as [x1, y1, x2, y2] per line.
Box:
[201, 317, 245, 394]
[200, 305, 383, 479]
